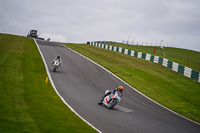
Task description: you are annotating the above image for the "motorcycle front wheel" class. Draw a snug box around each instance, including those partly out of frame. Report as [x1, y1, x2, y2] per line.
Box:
[98, 97, 104, 105]
[53, 67, 57, 72]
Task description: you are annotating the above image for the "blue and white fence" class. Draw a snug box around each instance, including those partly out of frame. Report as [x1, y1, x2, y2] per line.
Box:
[89, 42, 200, 82]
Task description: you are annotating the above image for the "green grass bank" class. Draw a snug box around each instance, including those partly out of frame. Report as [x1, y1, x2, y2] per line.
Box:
[107, 43, 200, 72]
[0, 33, 97, 133]
[63, 43, 200, 123]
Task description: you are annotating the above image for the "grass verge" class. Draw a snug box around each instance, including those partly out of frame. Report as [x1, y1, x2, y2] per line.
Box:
[0, 33, 97, 133]
[63, 43, 200, 123]
[107, 43, 200, 71]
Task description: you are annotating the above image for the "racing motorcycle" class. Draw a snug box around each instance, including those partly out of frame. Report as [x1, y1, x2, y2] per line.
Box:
[98, 90, 122, 109]
[52, 60, 60, 72]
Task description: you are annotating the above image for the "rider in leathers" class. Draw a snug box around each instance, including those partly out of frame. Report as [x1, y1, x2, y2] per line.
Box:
[100, 86, 124, 103]
[52, 56, 62, 66]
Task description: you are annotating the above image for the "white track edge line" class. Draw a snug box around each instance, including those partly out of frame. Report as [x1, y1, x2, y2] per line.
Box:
[34, 39, 102, 133]
[61, 43, 200, 126]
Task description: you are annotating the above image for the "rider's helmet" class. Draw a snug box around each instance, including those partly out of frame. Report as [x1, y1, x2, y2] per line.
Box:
[57, 56, 60, 59]
[118, 86, 124, 93]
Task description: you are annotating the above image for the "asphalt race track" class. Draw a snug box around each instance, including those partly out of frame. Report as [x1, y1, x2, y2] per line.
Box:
[35, 39, 200, 133]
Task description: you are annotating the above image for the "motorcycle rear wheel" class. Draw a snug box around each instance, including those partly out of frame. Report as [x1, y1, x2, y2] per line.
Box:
[107, 99, 117, 109]
[98, 97, 103, 105]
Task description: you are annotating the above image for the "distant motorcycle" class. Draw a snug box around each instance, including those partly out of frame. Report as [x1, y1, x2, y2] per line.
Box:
[52, 60, 60, 72]
[98, 90, 122, 109]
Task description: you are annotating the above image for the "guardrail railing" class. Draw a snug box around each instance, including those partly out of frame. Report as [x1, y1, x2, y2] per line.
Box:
[89, 42, 200, 82]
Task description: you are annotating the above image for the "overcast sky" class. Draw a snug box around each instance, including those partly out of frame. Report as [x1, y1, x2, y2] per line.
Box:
[0, 0, 200, 51]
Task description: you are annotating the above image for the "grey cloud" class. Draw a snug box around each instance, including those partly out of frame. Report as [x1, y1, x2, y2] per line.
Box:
[0, 0, 200, 51]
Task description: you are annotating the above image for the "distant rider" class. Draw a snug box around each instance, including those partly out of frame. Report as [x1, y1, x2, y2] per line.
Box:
[100, 86, 124, 102]
[52, 56, 62, 66]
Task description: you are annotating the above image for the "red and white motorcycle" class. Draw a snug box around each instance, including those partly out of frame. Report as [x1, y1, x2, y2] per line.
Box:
[98, 90, 122, 109]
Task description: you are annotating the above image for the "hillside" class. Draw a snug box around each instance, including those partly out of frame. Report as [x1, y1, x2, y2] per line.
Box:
[0, 33, 97, 132]
[107, 43, 200, 72]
